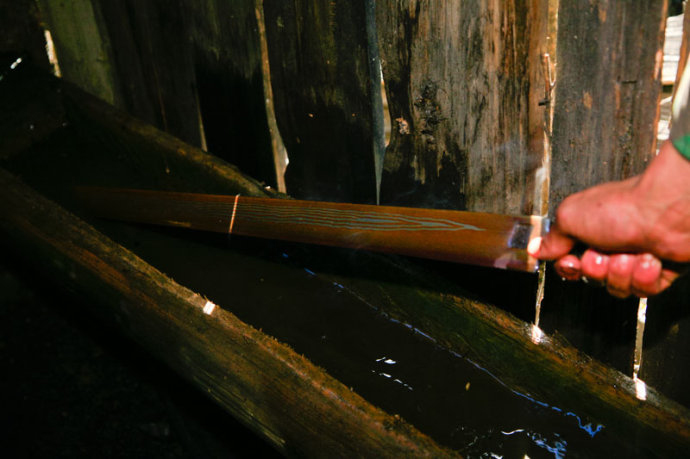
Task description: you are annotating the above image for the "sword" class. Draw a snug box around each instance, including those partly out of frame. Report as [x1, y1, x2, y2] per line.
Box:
[76, 187, 545, 273]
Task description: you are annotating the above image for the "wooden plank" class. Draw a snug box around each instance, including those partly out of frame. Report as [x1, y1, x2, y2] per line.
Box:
[7, 161, 690, 454]
[0, 168, 456, 457]
[540, 1, 668, 373]
[549, 0, 666, 208]
[180, 0, 278, 188]
[94, 0, 202, 148]
[36, 0, 120, 105]
[375, 0, 549, 214]
[263, 0, 378, 203]
[87, 0, 278, 187]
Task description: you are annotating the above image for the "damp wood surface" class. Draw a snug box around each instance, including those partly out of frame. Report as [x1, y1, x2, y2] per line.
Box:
[2, 71, 690, 456]
[375, 0, 548, 214]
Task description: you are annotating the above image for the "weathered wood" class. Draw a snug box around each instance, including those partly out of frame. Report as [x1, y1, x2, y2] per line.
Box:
[4, 74, 690, 455]
[48, 0, 278, 187]
[376, 0, 548, 214]
[61, 80, 272, 198]
[36, 0, 120, 105]
[540, 0, 668, 374]
[94, 0, 202, 147]
[263, 0, 378, 203]
[76, 187, 543, 272]
[550, 0, 666, 208]
[0, 168, 456, 457]
[180, 0, 278, 188]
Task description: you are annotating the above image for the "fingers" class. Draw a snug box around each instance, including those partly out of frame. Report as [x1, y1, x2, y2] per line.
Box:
[630, 254, 663, 297]
[528, 225, 575, 260]
[554, 254, 582, 280]
[604, 254, 635, 298]
[581, 250, 609, 284]
[551, 250, 680, 298]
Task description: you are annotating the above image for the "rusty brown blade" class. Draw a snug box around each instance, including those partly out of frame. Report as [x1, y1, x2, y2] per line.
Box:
[75, 187, 543, 272]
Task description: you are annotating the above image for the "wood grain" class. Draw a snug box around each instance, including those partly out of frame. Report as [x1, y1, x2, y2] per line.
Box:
[540, 0, 668, 374]
[263, 0, 378, 203]
[76, 187, 542, 272]
[376, 0, 549, 214]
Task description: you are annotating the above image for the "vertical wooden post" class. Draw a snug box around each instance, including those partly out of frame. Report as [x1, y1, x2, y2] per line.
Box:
[181, 0, 278, 189]
[95, 0, 202, 147]
[263, 0, 378, 204]
[36, 0, 120, 106]
[375, 0, 549, 215]
[540, 0, 667, 373]
[94, 0, 278, 188]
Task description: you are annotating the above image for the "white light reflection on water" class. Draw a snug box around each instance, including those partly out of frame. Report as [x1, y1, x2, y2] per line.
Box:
[447, 348, 605, 438]
[293, 257, 604, 453]
[501, 428, 567, 458]
[373, 356, 413, 390]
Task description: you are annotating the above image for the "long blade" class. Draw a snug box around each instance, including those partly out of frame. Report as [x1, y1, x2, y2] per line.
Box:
[76, 187, 543, 272]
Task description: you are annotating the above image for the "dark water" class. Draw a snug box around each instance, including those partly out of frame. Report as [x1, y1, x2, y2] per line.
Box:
[2, 121, 648, 457]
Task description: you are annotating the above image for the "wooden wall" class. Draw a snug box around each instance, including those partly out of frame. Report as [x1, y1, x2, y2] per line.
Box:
[376, 0, 549, 214]
[539, 0, 668, 376]
[10, 0, 689, 410]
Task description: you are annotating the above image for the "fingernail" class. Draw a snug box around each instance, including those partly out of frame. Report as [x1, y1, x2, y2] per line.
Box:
[527, 237, 542, 256]
[639, 253, 656, 270]
[562, 259, 576, 269]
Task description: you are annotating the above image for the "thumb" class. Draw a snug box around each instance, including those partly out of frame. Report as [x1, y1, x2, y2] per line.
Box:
[528, 224, 576, 260]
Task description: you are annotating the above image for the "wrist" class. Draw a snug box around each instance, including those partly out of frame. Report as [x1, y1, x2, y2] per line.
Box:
[633, 140, 690, 260]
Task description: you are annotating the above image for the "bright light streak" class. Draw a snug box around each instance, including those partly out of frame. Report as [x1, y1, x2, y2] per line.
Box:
[531, 324, 544, 344]
[634, 377, 647, 401]
[43, 29, 62, 77]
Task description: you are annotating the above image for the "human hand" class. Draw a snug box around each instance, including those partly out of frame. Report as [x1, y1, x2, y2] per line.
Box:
[528, 140, 690, 298]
